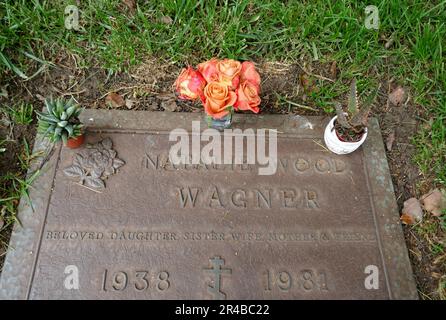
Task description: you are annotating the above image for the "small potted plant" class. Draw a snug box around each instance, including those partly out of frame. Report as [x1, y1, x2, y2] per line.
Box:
[37, 97, 84, 148]
[324, 79, 376, 155]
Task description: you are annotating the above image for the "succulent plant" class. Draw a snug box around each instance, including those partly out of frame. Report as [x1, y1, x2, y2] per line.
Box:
[335, 79, 377, 136]
[37, 97, 83, 145]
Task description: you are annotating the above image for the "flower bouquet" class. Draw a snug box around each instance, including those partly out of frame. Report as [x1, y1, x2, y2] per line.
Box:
[174, 58, 261, 129]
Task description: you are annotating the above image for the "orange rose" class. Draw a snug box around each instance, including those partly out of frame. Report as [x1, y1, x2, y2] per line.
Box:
[240, 61, 261, 91]
[197, 58, 220, 83]
[203, 82, 237, 119]
[216, 58, 242, 89]
[234, 80, 261, 113]
[174, 67, 206, 100]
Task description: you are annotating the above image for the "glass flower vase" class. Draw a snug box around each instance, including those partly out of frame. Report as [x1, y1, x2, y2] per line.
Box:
[206, 112, 233, 131]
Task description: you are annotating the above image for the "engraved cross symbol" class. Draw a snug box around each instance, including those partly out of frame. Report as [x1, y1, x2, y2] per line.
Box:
[203, 256, 232, 300]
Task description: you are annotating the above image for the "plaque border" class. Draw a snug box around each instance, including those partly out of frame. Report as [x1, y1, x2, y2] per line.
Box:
[0, 110, 418, 299]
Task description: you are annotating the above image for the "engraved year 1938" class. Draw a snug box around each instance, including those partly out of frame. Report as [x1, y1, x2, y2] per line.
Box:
[100, 269, 170, 292]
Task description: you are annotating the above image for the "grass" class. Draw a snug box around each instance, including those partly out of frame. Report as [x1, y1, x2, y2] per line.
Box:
[414, 99, 446, 186]
[1, 102, 34, 125]
[0, 137, 40, 237]
[0, 0, 445, 298]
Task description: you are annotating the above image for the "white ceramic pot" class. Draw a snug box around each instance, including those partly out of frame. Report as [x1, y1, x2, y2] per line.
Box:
[324, 116, 368, 155]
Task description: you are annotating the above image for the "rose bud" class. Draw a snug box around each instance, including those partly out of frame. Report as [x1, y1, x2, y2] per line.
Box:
[197, 58, 220, 83]
[216, 58, 242, 89]
[203, 82, 237, 119]
[240, 61, 261, 92]
[234, 80, 261, 113]
[174, 67, 206, 100]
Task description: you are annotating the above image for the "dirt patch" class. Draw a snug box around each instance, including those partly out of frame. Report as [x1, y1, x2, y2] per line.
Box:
[0, 115, 36, 271]
[0, 55, 443, 298]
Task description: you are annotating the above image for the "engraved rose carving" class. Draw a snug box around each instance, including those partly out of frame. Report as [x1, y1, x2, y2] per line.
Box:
[63, 138, 125, 190]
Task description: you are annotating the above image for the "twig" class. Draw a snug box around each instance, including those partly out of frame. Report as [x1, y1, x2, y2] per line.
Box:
[312, 139, 330, 152]
[75, 182, 103, 194]
[52, 86, 86, 97]
[99, 86, 146, 99]
[284, 99, 317, 112]
[296, 62, 335, 83]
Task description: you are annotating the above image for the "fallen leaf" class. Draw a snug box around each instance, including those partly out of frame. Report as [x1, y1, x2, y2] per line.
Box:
[122, 0, 136, 13]
[147, 102, 159, 111]
[125, 99, 135, 109]
[161, 99, 178, 112]
[420, 189, 446, 217]
[0, 86, 8, 98]
[0, 217, 4, 229]
[386, 131, 396, 151]
[160, 16, 173, 25]
[105, 92, 125, 108]
[35, 93, 45, 102]
[388, 86, 406, 106]
[400, 213, 415, 225]
[385, 37, 395, 49]
[401, 197, 423, 224]
[330, 61, 337, 80]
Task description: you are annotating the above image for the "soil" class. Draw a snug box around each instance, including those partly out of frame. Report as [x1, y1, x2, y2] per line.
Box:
[0, 52, 443, 298]
[333, 120, 366, 142]
[0, 118, 36, 271]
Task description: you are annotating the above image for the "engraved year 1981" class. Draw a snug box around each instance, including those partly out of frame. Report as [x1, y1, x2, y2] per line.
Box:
[101, 269, 170, 292]
[264, 269, 328, 292]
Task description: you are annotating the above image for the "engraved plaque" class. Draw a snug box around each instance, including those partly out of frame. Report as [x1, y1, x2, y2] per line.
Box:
[0, 111, 418, 299]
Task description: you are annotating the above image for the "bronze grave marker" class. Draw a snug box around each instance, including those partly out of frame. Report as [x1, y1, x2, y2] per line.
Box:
[0, 110, 417, 299]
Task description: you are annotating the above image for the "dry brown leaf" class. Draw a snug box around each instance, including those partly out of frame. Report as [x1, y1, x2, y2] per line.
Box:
[385, 37, 395, 49]
[330, 61, 337, 80]
[420, 189, 446, 217]
[388, 86, 406, 106]
[400, 213, 415, 225]
[147, 103, 159, 111]
[401, 197, 423, 224]
[161, 99, 178, 112]
[0, 217, 4, 229]
[1, 86, 8, 98]
[105, 92, 125, 108]
[122, 0, 136, 13]
[160, 16, 173, 25]
[125, 99, 135, 109]
[386, 131, 396, 151]
[35, 93, 46, 102]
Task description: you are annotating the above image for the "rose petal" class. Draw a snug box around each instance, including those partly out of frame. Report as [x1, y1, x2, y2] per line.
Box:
[234, 81, 261, 113]
[174, 67, 206, 100]
[197, 58, 220, 83]
[240, 61, 261, 89]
